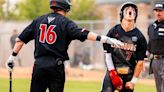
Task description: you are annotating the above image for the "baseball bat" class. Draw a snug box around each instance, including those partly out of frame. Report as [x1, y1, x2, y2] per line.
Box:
[9, 71, 12, 92]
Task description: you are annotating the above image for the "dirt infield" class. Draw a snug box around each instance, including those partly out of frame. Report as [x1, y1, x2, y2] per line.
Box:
[0, 67, 155, 86]
[0, 67, 104, 80]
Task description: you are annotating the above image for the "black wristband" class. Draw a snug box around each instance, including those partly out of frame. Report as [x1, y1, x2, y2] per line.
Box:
[12, 52, 18, 56]
[96, 35, 101, 41]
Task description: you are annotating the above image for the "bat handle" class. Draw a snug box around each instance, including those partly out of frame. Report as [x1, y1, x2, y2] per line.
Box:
[9, 71, 12, 92]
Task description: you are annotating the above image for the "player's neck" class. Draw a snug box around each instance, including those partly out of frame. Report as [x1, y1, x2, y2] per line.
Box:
[57, 11, 67, 16]
[121, 19, 135, 32]
[51, 9, 67, 16]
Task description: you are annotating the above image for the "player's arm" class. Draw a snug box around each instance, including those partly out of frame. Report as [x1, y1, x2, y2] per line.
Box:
[101, 27, 123, 91]
[105, 52, 123, 91]
[6, 20, 36, 72]
[66, 21, 123, 46]
[126, 34, 147, 90]
[13, 39, 24, 54]
[86, 31, 123, 46]
[6, 39, 24, 72]
[132, 60, 144, 81]
[125, 60, 144, 89]
[133, 60, 144, 78]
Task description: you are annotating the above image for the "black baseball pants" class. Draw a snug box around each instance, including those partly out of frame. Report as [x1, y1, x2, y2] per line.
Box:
[30, 56, 65, 92]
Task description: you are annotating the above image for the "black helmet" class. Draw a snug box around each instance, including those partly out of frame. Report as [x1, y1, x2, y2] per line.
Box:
[50, 0, 71, 12]
[120, 2, 138, 22]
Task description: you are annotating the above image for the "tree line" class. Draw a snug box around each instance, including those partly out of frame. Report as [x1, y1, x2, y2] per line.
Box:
[0, 0, 101, 20]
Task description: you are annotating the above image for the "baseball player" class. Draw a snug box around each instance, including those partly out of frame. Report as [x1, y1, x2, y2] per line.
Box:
[5, 0, 123, 92]
[101, 2, 147, 92]
[148, 2, 164, 92]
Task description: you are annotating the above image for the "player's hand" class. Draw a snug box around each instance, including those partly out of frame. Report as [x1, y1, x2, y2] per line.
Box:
[125, 82, 135, 90]
[101, 36, 124, 47]
[109, 70, 123, 91]
[6, 55, 16, 72]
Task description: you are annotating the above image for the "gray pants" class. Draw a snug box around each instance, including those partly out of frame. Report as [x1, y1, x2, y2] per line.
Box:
[152, 58, 164, 92]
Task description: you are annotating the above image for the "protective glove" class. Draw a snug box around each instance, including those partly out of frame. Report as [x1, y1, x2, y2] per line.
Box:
[109, 70, 123, 91]
[6, 55, 16, 72]
[101, 36, 124, 47]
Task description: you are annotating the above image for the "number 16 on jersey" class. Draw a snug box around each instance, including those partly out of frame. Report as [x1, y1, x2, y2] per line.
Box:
[39, 24, 57, 44]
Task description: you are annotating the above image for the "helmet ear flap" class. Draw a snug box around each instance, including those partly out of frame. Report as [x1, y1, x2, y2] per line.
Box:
[120, 10, 123, 22]
[65, 5, 70, 12]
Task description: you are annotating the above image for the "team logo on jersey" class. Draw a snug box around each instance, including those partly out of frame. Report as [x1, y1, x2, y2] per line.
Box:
[111, 43, 136, 51]
[112, 36, 137, 62]
[111, 36, 138, 51]
[48, 16, 55, 23]
[132, 36, 138, 42]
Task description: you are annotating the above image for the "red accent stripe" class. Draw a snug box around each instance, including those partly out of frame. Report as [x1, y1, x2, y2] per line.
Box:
[51, 1, 56, 6]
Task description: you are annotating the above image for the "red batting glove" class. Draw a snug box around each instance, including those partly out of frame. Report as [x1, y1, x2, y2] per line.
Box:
[109, 70, 123, 91]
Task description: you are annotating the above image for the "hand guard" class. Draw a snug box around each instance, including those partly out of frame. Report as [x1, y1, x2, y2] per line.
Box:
[109, 70, 123, 91]
[101, 36, 124, 47]
[6, 55, 16, 72]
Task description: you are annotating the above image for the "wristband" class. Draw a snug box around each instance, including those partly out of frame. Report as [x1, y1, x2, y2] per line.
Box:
[96, 35, 101, 41]
[130, 76, 138, 84]
[12, 52, 18, 56]
[99, 35, 108, 43]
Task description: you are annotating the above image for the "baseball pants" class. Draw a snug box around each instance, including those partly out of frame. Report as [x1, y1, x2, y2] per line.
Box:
[30, 56, 65, 92]
[152, 58, 164, 92]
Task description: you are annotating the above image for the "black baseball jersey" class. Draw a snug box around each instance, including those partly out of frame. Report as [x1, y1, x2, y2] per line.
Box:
[18, 12, 89, 60]
[148, 20, 164, 55]
[103, 24, 147, 69]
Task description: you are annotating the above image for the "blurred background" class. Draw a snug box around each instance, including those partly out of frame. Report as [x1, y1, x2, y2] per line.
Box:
[0, 0, 157, 70]
[0, 0, 162, 89]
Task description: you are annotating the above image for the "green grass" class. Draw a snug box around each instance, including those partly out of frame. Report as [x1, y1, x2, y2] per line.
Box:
[0, 78, 156, 92]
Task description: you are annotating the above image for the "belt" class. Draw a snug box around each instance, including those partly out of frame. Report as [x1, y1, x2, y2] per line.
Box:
[35, 57, 65, 65]
[153, 55, 164, 60]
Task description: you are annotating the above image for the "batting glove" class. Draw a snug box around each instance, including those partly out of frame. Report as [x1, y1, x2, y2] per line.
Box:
[101, 36, 124, 47]
[6, 55, 16, 72]
[109, 70, 123, 91]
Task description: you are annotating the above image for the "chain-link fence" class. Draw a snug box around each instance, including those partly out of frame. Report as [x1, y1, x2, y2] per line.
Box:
[0, 19, 150, 71]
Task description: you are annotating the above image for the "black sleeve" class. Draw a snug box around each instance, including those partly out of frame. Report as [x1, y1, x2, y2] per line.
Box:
[66, 20, 89, 41]
[135, 33, 147, 60]
[147, 25, 152, 53]
[18, 20, 36, 44]
[147, 25, 151, 36]
[103, 28, 114, 53]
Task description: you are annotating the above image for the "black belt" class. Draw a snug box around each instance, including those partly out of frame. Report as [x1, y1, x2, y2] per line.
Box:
[153, 55, 164, 60]
[35, 56, 65, 65]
